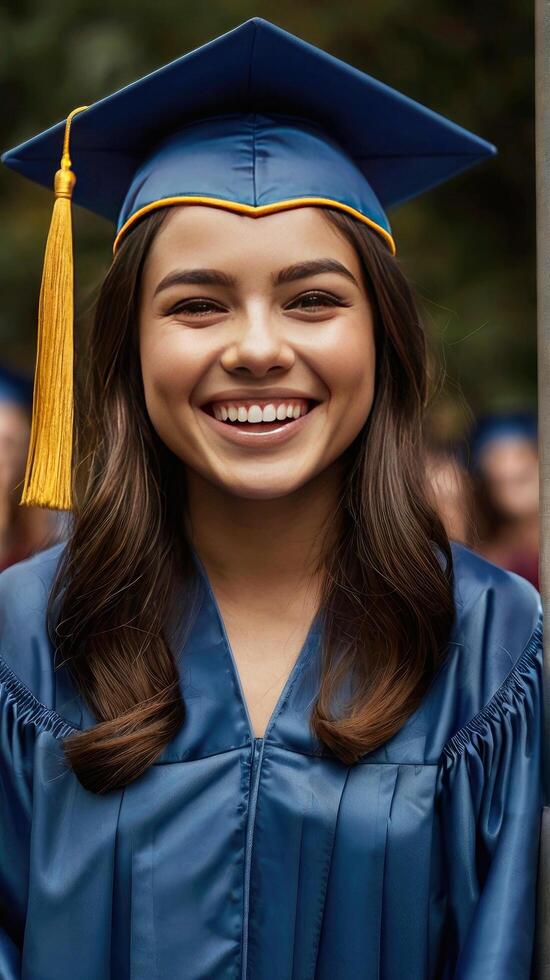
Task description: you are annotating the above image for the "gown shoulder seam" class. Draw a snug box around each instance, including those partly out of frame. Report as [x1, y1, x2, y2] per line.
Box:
[0, 654, 79, 740]
[439, 608, 543, 762]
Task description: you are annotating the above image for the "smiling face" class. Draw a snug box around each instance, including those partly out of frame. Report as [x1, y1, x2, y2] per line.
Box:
[138, 205, 376, 501]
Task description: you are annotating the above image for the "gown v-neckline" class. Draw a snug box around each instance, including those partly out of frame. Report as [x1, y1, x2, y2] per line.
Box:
[190, 547, 323, 742]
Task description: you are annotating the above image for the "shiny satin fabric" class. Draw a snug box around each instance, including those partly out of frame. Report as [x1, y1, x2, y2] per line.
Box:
[116, 112, 390, 244]
[0, 540, 544, 979]
[1, 18, 496, 246]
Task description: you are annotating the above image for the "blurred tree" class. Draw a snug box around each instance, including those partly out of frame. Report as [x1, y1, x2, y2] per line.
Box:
[0, 0, 537, 440]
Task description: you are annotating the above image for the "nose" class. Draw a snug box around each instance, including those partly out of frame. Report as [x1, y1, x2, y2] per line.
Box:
[219, 308, 295, 376]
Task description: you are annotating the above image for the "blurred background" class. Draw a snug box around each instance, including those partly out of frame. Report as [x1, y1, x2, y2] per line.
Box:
[0, 0, 540, 586]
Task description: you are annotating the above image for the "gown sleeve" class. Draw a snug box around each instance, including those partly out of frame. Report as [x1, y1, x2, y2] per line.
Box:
[0, 546, 70, 978]
[0, 655, 36, 978]
[437, 604, 544, 980]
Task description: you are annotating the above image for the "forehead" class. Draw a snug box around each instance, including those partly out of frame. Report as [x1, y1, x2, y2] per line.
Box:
[143, 204, 361, 277]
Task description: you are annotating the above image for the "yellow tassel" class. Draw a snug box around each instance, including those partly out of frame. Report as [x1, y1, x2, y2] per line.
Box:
[20, 105, 88, 510]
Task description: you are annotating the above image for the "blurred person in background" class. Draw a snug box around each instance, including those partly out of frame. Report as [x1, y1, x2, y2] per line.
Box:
[0, 364, 60, 571]
[424, 444, 475, 547]
[468, 411, 539, 589]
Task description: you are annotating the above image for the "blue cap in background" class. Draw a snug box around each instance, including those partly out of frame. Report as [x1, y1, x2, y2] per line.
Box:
[469, 411, 538, 471]
[0, 364, 33, 410]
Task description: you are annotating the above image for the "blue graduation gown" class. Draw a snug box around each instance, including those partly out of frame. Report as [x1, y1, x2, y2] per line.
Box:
[0, 539, 544, 979]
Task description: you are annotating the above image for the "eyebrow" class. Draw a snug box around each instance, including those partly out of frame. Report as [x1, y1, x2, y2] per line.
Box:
[153, 258, 358, 297]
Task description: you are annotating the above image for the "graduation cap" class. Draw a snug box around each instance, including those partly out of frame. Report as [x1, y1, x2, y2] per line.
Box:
[1, 16, 497, 510]
[470, 412, 538, 470]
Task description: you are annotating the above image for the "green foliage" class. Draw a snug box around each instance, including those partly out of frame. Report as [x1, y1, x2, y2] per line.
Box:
[0, 0, 537, 437]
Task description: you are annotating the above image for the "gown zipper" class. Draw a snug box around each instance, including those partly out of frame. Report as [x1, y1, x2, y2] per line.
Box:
[188, 550, 322, 978]
[241, 735, 265, 979]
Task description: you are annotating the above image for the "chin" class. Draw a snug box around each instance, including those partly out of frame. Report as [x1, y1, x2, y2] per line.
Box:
[215, 471, 315, 501]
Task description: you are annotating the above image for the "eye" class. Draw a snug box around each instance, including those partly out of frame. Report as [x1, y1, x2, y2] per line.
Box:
[167, 298, 225, 317]
[166, 290, 349, 318]
[286, 290, 347, 311]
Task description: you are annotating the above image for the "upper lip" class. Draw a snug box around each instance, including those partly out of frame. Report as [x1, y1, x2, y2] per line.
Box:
[200, 389, 320, 406]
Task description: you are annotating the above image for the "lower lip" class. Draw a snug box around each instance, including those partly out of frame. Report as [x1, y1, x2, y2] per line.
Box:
[199, 404, 320, 448]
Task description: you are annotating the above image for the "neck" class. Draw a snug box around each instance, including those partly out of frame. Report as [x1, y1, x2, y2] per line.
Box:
[183, 463, 343, 598]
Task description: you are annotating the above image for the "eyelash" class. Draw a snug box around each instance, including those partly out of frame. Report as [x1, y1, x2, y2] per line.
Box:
[167, 291, 347, 317]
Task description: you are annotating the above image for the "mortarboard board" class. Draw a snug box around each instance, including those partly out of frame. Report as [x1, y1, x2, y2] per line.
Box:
[1, 16, 497, 510]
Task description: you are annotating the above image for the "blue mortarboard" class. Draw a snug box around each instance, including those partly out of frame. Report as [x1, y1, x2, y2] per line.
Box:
[0, 17, 497, 510]
[3, 17, 496, 256]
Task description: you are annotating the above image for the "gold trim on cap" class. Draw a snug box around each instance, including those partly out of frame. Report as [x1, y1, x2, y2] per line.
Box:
[112, 195, 396, 255]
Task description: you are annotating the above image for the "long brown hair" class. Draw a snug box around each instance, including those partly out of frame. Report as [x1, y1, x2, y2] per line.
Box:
[49, 205, 454, 793]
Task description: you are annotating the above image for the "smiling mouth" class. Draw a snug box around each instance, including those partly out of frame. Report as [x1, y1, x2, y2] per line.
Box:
[200, 398, 319, 431]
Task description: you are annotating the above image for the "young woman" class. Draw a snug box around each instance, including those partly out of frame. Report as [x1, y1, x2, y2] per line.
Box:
[0, 18, 543, 980]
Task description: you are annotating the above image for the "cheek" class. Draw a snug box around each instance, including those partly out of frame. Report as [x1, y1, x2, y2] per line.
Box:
[140, 327, 203, 413]
[323, 318, 376, 418]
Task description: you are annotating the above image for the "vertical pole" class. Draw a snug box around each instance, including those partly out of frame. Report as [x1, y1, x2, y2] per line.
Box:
[534, 0, 550, 974]
[536, 0, 550, 790]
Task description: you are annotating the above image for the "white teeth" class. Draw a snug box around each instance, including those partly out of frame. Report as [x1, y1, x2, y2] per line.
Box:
[210, 399, 311, 423]
[262, 404, 277, 422]
[247, 405, 263, 423]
